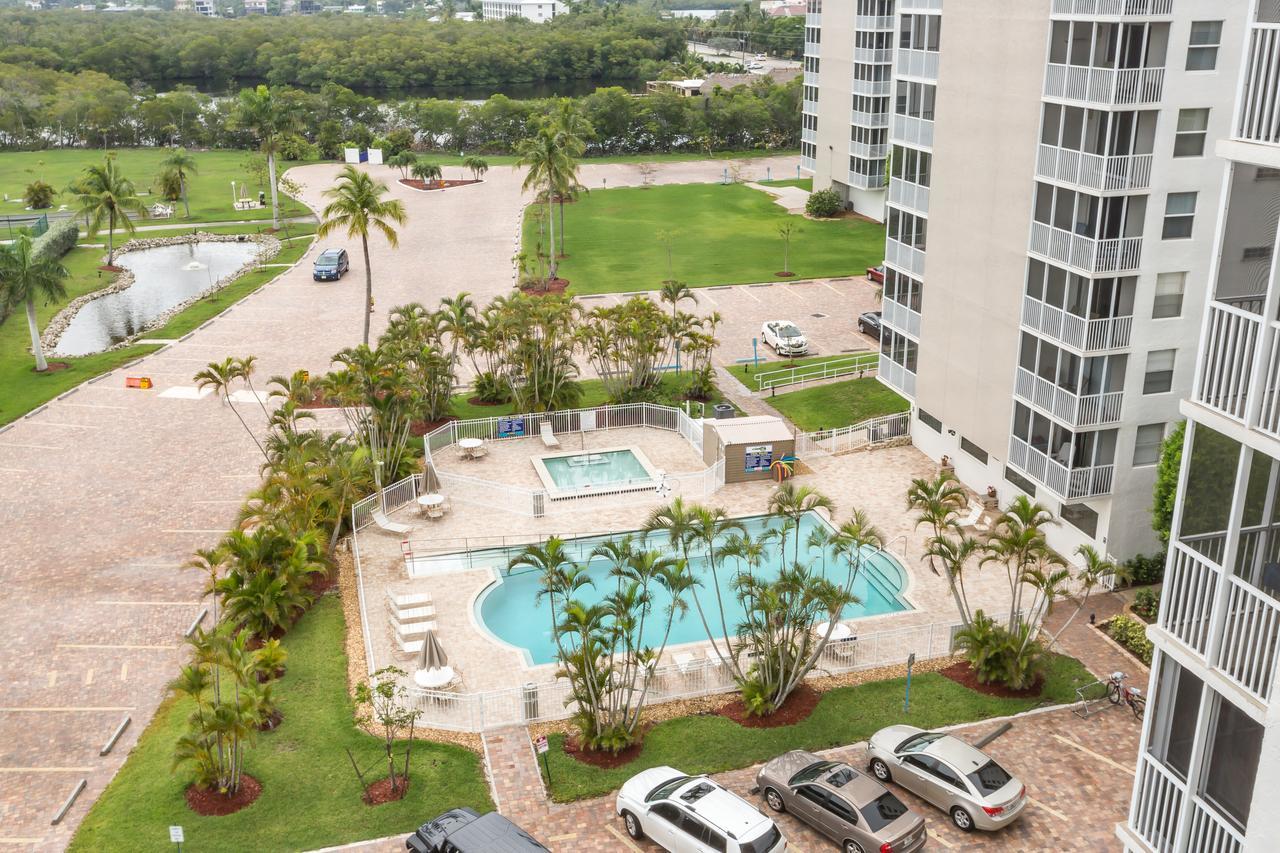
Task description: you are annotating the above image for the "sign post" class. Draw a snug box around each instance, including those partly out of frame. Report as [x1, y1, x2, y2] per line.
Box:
[169, 825, 185, 853]
[904, 653, 916, 713]
[534, 734, 552, 786]
[752, 336, 759, 371]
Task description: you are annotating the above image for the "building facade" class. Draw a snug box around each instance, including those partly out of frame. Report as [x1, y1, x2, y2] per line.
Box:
[870, 0, 1244, 561]
[801, 0, 895, 221]
[480, 0, 561, 22]
[1119, 3, 1280, 851]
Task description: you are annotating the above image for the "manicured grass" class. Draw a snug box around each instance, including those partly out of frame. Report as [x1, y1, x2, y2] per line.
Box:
[758, 177, 812, 190]
[0, 149, 313, 226]
[540, 654, 1094, 802]
[725, 352, 877, 390]
[521, 183, 885, 294]
[765, 376, 909, 431]
[448, 373, 738, 420]
[422, 149, 797, 169]
[70, 596, 493, 853]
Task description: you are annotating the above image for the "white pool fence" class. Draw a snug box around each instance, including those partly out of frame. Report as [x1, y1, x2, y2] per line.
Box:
[795, 411, 910, 456]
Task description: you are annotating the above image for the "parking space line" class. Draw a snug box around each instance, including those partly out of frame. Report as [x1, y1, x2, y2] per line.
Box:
[0, 707, 134, 712]
[25, 422, 99, 430]
[1029, 796, 1069, 821]
[926, 828, 955, 849]
[1051, 734, 1134, 775]
[604, 823, 642, 852]
[97, 600, 201, 606]
[820, 281, 844, 295]
[47, 671, 56, 687]
[56, 643, 178, 650]
[60, 402, 128, 410]
[0, 442, 63, 451]
[0, 839, 49, 845]
[120, 663, 128, 681]
[738, 287, 762, 303]
[84, 669, 94, 686]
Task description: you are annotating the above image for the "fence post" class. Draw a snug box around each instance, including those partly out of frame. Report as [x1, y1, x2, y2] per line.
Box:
[928, 622, 935, 657]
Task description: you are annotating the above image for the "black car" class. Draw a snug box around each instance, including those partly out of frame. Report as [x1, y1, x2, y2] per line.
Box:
[858, 310, 883, 339]
[313, 248, 350, 281]
[406, 808, 549, 853]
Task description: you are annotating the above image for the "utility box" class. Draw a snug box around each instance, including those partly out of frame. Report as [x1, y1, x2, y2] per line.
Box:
[713, 402, 735, 420]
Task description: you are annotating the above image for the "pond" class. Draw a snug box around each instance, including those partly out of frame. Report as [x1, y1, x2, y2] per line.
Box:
[53, 241, 260, 357]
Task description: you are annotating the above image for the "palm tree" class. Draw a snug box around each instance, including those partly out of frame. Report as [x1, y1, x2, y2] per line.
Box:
[233, 85, 295, 229]
[194, 357, 267, 460]
[410, 160, 442, 187]
[982, 495, 1059, 630]
[515, 128, 574, 279]
[658, 280, 694, 321]
[0, 234, 68, 372]
[317, 165, 407, 346]
[463, 156, 489, 181]
[905, 471, 967, 575]
[767, 483, 834, 564]
[71, 156, 144, 267]
[435, 292, 475, 371]
[1043, 545, 1121, 653]
[159, 148, 199, 219]
[546, 100, 590, 258]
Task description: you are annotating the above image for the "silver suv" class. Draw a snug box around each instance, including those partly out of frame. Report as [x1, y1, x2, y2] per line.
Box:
[867, 726, 1026, 832]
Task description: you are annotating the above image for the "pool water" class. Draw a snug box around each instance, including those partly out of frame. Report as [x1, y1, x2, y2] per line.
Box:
[541, 449, 652, 489]
[475, 513, 910, 665]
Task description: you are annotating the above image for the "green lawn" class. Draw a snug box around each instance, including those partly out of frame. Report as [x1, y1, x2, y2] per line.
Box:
[448, 373, 739, 420]
[0, 149, 313, 226]
[540, 654, 1094, 802]
[70, 596, 493, 853]
[758, 177, 813, 191]
[421, 149, 797, 170]
[725, 353, 877, 390]
[521, 183, 885, 294]
[765, 376, 909, 431]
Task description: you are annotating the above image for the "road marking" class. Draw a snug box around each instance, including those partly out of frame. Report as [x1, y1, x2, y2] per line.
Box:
[160, 529, 234, 534]
[25, 422, 98, 429]
[0, 839, 49, 845]
[0, 767, 94, 773]
[47, 671, 56, 688]
[60, 402, 128, 410]
[927, 828, 955, 849]
[0, 707, 134, 712]
[821, 281, 844, 295]
[0, 442, 62, 450]
[1051, 734, 1135, 775]
[98, 600, 201, 606]
[1029, 796, 1068, 821]
[84, 669, 93, 686]
[738, 286, 762, 303]
[120, 662, 129, 681]
[604, 823, 642, 852]
[0, 467, 29, 473]
[56, 643, 178, 650]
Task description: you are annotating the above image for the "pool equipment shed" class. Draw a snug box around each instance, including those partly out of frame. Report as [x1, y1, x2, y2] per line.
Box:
[702, 416, 795, 484]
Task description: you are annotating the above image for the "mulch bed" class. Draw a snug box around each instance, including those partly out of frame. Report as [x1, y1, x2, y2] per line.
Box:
[185, 774, 262, 816]
[33, 362, 70, 373]
[298, 393, 338, 410]
[466, 396, 508, 407]
[717, 684, 821, 728]
[363, 776, 411, 805]
[938, 661, 1044, 699]
[774, 271, 797, 278]
[410, 416, 458, 437]
[308, 569, 336, 597]
[563, 734, 646, 769]
[258, 710, 284, 731]
[399, 178, 481, 192]
[519, 277, 570, 295]
[98, 264, 124, 273]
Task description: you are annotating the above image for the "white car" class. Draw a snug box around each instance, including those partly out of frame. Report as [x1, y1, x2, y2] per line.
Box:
[761, 320, 809, 356]
[617, 766, 787, 853]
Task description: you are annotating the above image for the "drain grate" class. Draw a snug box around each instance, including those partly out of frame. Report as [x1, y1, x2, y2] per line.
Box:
[811, 312, 828, 319]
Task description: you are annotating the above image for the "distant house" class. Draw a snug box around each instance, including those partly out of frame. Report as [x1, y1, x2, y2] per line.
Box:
[24, 0, 44, 10]
[764, 0, 805, 17]
[480, 0, 561, 23]
[646, 79, 706, 97]
[243, 0, 268, 13]
[646, 69, 800, 98]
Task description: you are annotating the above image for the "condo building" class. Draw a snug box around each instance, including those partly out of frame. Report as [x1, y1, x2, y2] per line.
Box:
[853, 0, 1245, 561]
[1119, 2, 1280, 851]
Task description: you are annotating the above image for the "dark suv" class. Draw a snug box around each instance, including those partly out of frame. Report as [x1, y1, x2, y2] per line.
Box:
[313, 248, 349, 281]
[405, 808, 549, 853]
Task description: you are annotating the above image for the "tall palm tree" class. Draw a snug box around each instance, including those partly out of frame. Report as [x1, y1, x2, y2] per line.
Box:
[317, 166, 407, 346]
[0, 234, 68, 372]
[767, 483, 835, 564]
[905, 471, 967, 575]
[159, 147, 199, 219]
[982, 495, 1060, 632]
[194, 357, 267, 460]
[515, 128, 574, 279]
[233, 85, 294, 229]
[546, 100, 590, 258]
[435, 292, 476, 371]
[1044, 545, 1124, 653]
[659, 280, 694, 321]
[71, 156, 143, 267]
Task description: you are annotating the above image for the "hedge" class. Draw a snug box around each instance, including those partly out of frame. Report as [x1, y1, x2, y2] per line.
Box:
[32, 217, 79, 262]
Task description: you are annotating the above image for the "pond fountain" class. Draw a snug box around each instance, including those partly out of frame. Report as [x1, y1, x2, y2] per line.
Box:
[50, 238, 265, 357]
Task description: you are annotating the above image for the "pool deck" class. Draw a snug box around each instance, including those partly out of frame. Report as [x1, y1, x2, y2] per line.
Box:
[356, 433, 1019, 695]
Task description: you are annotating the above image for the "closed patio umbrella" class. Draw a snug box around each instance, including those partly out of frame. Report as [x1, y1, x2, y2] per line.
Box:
[417, 628, 449, 671]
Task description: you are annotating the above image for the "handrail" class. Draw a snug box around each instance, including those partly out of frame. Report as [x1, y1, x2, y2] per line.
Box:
[753, 353, 879, 391]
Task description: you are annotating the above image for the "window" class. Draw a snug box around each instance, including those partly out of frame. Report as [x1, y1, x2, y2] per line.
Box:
[1199, 694, 1263, 829]
[1174, 108, 1209, 157]
[821, 794, 860, 825]
[1162, 192, 1197, 239]
[1062, 503, 1098, 537]
[918, 409, 941, 433]
[1005, 466, 1037, 497]
[1243, 246, 1273, 261]
[967, 761, 1012, 796]
[929, 762, 967, 791]
[1186, 20, 1223, 71]
[1153, 272, 1186, 319]
[1147, 657, 1203, 781]
[650, 802, 681, 824]
[960, 437, 989, 465]
[1134, 423, 1166, 466]
[1144, 349, 1175, 394]
[860, 792, 909, 833]
[796, 785, 827, 807]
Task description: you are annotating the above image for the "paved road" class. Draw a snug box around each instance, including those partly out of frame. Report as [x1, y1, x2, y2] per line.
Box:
[688, 41, 802, 73]
[0, 155, 798, 850]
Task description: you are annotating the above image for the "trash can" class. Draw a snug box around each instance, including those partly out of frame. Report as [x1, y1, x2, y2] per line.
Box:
[713, 403, 735, 420]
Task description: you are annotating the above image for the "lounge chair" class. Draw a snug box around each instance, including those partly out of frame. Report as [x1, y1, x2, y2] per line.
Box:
[673, 651, 697, 673]
[392, 618, 437, 642]
[371, 506, 412, 535]
[540, 422, 560, 448]
[385, 601, 436, 623]
[958, 501, 983, 528]
[386, 590, 432, 609]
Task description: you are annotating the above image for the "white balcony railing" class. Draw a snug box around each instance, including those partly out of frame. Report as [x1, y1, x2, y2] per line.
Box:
[898, 0, 942, 9]
[1021, 295, 1133, 351]
[1014, 366, 1123, 426]
[878, 356, 917, 398]
[885, 237, 926, 277]
[850, 141, 888, 160]
[804, 70, 819, 88]
[1131, 754, 1184, 853]
[1035, 143, 1153, 192]
[800, 154, 816, 172]
[896, 48, 940, 80]
[852, 78, 892, 97]
[1051, 0, 1173, 17]
[855, 14, 895, 30]
[1238, 24, 1280, 148]
[1044, 63, 1165, 105]
[1008, 437, 1115, 499]
[801, 127, 817, 144]
[888, 178, 930, 215]
[891, 113, 934, 148]
[854, 47, 894, 64]
[851, 109, 889, 128]
[1186, 797, 1246, 853]
[1159, 544, 1220, 657]
[847, 171, 887, 190]
[1028, 221, 1143, 274]
[1257, 320, 1280, 439]
[1193, 299, 1263, 423]
[805, 10, 820, 26]
[882, 297, 922, 339]
[1214, 574, 1280, 704]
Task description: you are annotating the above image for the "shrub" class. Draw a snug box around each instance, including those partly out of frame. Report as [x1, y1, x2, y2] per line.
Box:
[471, 371, 509, 404]
[1105, 614, 1153, 665]
[1152, 420, 1185, 543]
[954, 610, 1045, 690]
[1132, 587, 1161, 622]
[1124, 551, 1167, 586]
[805, 187, 842, 218]
[31, 218, 79, 263]
[24, 180, 55, 210]
[157, 168, 183, 202]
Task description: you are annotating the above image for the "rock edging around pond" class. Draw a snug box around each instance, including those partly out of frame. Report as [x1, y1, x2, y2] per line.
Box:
[41, 232, 282, 356]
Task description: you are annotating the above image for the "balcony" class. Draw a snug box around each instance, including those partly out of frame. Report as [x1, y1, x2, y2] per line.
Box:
[1216, 574, 1280, 702]
[1128, 753, 1244, 853]
[1035, 143, 1152, 193]
[882, 297, 922, 339]
[1014, 366, 1123, 426]
[891, 113, 934, 148]
[898, 0, 942, 9]
[852, 78, 892, 97]
[885, 237, 926, 277]
[1192, 298, 1264, 424]
[1009, 437, 1115, 499]
[1043, 63, 1165, 106]
[847, 171, 887, 190]
[805, 10, 820, 26]
[855, 14, 895, 30]
[802, 127, 817, 144]
[878, 356, 917, 398]
[1160, 545, 1220, 657]
[804, 70, 819, 88]
[1051, 0, 1172, 17]
[850, 141, 888, 159]
[851, 109, 888, 128]
[1021, 294, 1132, 351]
[801, 154, 816, 172]
[854, 47, 893, 64]
[896, 48, 939, 80]
[1238, 24, 1280, 145]
[1028, 221, 1142, 274]
[888, 178, 930, 215]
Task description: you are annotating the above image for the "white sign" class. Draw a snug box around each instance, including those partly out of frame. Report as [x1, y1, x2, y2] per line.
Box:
[367, 147, 384, 166]
[343, 147, 361, 164]
[743, 443, 774, 473]
[534, 734, 549, 754]
[169, 826, 185, 843]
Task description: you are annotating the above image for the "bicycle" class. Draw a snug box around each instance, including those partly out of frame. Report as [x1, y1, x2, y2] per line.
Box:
[1106, 671, 1146, 720]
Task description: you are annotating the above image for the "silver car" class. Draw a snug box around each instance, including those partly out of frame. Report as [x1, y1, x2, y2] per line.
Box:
[755, 751, 927, 853]
[867, 726, 1026, 833]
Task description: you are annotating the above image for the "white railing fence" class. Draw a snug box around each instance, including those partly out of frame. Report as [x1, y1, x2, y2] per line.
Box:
[795, 411, 910, 457]
[751, 353, 879, 391]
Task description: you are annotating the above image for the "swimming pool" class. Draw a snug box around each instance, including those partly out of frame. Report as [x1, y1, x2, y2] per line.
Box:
[532, 446, 659, 493]
[474, 512, 911, 665]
